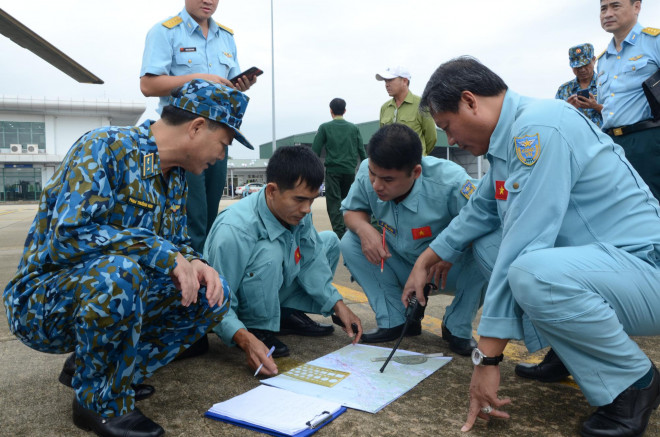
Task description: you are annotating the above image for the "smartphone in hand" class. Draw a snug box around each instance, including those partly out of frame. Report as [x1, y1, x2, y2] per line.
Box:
[230, 67, 263, 85]
[576, 89, 590, 99]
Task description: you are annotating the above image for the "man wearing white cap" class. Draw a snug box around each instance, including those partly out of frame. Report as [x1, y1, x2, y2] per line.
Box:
[376, 66, 437, 156]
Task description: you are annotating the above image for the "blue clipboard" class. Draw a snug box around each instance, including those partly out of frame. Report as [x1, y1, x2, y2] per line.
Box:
[205, 406, 347, 437]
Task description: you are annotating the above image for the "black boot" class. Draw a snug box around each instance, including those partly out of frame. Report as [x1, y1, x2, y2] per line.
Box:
[72, 397, 164, 437]
[441, 325, 477, 357]
[581, 365, 660, 437]
[515, 348, 570, 383]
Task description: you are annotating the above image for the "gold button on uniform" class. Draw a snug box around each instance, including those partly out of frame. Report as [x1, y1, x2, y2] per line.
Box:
[188, 59, 192, 63]
[513, 183, 519, 189]
[611, 93, 615, 97]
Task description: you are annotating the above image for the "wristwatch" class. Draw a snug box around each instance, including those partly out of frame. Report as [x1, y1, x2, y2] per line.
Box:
[471, 348, 504, 366]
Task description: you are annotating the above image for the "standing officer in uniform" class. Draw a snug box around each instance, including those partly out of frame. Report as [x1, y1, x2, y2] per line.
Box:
[312, 97, 367, 239]
[340, 123, 500, 356]
[140, 0, 257, 357]
[407, 56, 660, 436]
[518, 0, 660, 383]
[598, 0, 660, 198]
[376, 66, 438, 156]
[555, 43, 603, 127]
[3, 79, 253, 437]
[204, 146, 363, 376]
[140, 0, 256, 251]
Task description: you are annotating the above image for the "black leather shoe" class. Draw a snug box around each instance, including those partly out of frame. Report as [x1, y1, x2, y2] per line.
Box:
[441, 325, 477, 356]
[72, 397, 164, 437]
[515, 348, 570, 383]
[361, 321, 422, 343]
[174, 333, 209, 361]
[60, 353, 155, 402]
[279, 310, 334, 336]
[581, 364, 660, 437]
[248, 328, 290, 358]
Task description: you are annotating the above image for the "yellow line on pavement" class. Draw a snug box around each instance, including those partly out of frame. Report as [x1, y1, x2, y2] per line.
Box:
[335, 282, 579, 389]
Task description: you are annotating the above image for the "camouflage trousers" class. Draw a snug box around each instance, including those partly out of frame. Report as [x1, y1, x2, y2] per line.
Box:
[3, 255, 230, 417]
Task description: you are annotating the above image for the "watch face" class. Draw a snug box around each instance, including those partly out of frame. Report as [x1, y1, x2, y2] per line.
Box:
[471, 348, 482, 366]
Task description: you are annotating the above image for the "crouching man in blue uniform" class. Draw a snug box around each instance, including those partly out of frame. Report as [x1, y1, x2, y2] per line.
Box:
[406, 57, 660, 436]
[204, 146, 363, 376]
[2, 79, 254, 437]
[340, 123, 500, 355]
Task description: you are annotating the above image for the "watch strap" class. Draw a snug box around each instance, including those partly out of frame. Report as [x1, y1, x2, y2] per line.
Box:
[481, 353, 504, 365]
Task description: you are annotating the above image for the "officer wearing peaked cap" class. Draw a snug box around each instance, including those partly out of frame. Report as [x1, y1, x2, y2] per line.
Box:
[3, 79, 252, 437]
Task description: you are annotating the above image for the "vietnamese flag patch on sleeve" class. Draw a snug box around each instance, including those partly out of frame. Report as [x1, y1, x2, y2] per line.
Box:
[495, 180, 508, 200]
[294, 246, 301, 264]
[412, 226, 432, 240]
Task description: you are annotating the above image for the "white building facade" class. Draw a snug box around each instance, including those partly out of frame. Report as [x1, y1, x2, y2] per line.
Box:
[0, 96, 145, 202]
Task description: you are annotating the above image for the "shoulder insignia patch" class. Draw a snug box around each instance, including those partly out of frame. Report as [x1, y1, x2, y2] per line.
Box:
[460, 180, 476, 200]
[642, 27, 660, 37]
[597, 49, 606, 60]
[216, 22, 234, 34]
[514, 134, 541, 166]
[162, 16, 183, 29]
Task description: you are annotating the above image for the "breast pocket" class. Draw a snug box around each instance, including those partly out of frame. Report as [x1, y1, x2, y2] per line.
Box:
[174, 51, 203, 69]
[217, 52, 236, 77]
[624, 58, 654, 89]
[597, 72, 609, 88]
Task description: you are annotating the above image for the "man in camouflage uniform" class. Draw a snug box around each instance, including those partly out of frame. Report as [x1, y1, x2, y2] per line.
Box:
[555, 43, 603, 127]
[3, 79, 253, 437]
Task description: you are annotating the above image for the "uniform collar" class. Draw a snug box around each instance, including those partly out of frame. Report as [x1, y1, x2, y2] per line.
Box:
[375, 173, 424, 213]
[385, 90, 414, 108]
[606, 22, 643, 54]
[138, 120, 162, 179]
[488, 90, 520, 162]
[256, 189, 306, 241]
[179, 7, 219, 37]
[569, 72, 598, 91]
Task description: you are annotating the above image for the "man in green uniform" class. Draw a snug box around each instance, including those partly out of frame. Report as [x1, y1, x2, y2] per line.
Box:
[312, 98, 366, 238]
[376, 66, 437, 156]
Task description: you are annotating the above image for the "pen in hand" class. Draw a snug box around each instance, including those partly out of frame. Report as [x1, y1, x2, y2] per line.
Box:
[254, 345, 276, 376]
[380, 227, 386, 273]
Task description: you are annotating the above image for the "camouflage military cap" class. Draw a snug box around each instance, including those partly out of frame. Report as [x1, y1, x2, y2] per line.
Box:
[169, 79, 254, 150]
[569, 43, 594, 68]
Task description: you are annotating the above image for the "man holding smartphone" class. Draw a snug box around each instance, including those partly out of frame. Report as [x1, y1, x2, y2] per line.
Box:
[554, 43, 603, 127]
[139, 0, 257, 358]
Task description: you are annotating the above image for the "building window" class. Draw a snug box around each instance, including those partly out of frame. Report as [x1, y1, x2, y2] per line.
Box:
[0, 166, 42, 202]
[0, 121, 46, 152]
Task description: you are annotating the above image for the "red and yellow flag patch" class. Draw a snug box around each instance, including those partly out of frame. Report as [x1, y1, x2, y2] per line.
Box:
[495, 180, 508, 200]
[294, 247, 301, 264]
[412, 226, 432, 240]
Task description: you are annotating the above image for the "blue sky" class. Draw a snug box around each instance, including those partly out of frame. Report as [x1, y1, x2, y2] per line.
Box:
[1, 0, 659, 158]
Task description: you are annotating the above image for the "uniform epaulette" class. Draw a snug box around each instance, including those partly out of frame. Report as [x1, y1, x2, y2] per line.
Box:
[162, 16, 183, 29]
[597, 49, 606, 60]
[216, 22, 234, 34]
[642, 27, 660, 37]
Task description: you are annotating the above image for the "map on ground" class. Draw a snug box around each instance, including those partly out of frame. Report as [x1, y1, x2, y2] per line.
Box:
[262, 344, 451, 413]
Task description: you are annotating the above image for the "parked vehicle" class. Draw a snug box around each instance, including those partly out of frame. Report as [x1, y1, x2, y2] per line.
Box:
[235, 182, 265, 197]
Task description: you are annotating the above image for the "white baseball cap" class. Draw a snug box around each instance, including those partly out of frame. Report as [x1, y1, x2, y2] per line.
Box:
[375, 66, 411, 81]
